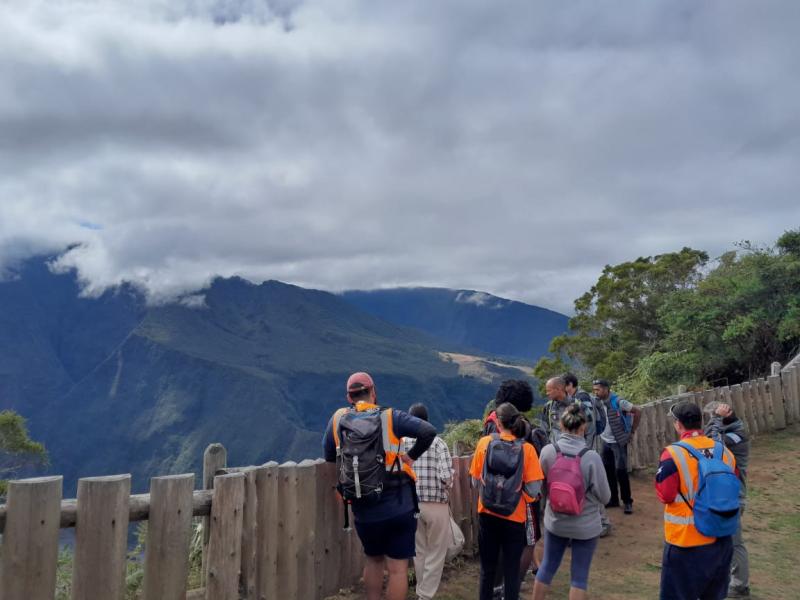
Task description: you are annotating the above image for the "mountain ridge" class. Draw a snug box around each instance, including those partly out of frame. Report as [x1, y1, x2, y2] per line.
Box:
[1, 257, 541, 494]
[340, 287, 569, 362]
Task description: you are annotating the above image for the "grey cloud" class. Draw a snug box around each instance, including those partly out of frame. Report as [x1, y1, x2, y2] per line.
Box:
[1, 0, 799, 314]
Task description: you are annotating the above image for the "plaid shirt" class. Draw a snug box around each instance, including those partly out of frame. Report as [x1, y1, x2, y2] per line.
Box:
[402, 435, 454, 503]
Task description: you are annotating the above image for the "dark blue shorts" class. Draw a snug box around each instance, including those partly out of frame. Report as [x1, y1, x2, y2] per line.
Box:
[354, 510, 417, 559]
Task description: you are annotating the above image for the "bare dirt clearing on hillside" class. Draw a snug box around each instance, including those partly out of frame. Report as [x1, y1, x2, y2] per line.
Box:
[327, 426, 800, 599]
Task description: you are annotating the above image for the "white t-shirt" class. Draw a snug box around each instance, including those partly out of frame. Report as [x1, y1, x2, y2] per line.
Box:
[600, 397, 634, 445]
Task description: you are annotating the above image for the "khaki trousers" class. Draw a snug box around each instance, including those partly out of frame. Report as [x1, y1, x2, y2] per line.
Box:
[414, 501, 451, 600]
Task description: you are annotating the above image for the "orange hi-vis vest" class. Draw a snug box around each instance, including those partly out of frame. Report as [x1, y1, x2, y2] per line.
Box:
[332, 401, 416, 481]
[664, 435, 736, 547]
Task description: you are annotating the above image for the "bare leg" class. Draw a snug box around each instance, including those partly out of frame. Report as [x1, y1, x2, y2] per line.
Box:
[569, 587, 588, 600]
[533, 580, 550, 600]
[385, 557, 410, 600]
[363, 555, 385, 600]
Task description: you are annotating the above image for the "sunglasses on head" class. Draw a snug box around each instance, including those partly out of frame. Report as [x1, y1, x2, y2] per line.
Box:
[348, 387, 371, 398]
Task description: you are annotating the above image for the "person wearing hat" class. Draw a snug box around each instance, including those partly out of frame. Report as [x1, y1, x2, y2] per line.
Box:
[655, 401, 738, 600]
[323, 372, 436, 600]
[592, 379, 641, 514]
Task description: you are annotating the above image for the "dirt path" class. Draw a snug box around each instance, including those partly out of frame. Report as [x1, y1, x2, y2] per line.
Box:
[329, 426, 800, 599]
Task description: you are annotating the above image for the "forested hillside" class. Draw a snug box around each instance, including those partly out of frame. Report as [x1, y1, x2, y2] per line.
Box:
[535, 229, 800, 402]
[0, 258, 534, 493]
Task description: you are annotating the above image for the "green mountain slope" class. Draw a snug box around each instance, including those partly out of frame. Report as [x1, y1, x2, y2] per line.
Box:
[1, 258, 536, 493]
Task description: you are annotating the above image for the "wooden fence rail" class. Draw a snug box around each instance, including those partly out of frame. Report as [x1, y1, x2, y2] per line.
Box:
[1, 351, 799, 599]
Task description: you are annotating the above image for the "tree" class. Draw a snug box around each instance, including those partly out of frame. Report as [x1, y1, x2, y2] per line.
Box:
[534, 247, 709, 389]
[660, 232, 800, 383]
[0, 410, 48, 496]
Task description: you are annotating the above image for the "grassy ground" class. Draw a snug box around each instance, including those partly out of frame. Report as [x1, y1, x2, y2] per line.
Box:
[328, 425, 800, 599]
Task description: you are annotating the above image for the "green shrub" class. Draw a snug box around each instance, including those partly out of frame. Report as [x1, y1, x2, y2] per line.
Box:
[442, 419, 483, 454]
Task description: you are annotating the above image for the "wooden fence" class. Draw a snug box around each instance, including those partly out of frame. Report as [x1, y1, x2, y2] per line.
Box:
[625, 351, 800, 471]
[1, 352, 798, 599]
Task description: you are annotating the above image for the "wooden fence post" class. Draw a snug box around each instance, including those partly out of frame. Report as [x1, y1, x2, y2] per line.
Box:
[275, 462, 300, 598]
[646, 402, 658, 460]
[205, 472, 245, 600]
[730, 385, 745, 428]
[294, 460, 318, 599]
[0, 476, 62, 600]
[255, 462, 280, 600]
[315, 460, 341, 598]
[752, 378, 768, 432]
[461, 455, 476, 554]
[758, 379, 774, 431]
[239, 467, 259, 600]
[740, 381, 758, 436]
[142, 474, 195, 600]
[71, 474, 131, 600]
[202, 443, 227, 578]
[767, 375, 787, 430]
[782, 366, 800, 424]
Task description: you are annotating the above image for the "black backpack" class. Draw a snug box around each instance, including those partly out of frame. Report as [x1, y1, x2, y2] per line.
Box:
[335, 408, 391, 503]
[480, 434, 525, 516]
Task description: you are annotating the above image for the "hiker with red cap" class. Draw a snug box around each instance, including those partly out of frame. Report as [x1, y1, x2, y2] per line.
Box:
[323, 372, 436, 600]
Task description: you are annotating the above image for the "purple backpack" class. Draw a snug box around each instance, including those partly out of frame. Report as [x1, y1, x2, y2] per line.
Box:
[547, 442, 589, 515]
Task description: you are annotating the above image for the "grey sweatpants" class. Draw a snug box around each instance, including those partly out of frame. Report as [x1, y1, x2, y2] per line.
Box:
[731, 508, 749, 589]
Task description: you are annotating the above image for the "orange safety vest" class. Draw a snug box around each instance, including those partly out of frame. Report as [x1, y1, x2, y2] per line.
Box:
[663, 435, 736, 547]
[332, 401, 416, 481]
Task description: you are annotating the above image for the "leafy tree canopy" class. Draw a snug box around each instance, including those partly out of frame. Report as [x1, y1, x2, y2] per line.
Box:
[0, 410, 48, 496]
[535, 229, 800, 403]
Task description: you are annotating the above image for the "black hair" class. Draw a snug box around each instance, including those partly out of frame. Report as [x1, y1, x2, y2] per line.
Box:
[408, 403, 429, 422]
[560, 403, 588, 432]
[496, 402, 528, 438]
[563, 373, 579, 389]
[495, 380, 534, 413]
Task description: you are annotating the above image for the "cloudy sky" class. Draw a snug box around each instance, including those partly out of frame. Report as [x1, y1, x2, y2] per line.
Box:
[1, 0, 798, 314]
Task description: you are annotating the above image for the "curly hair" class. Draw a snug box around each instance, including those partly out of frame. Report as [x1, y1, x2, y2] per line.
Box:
[495, 379, 534, 413]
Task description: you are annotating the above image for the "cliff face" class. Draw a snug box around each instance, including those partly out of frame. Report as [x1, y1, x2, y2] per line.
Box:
[1, 258, 535, 493]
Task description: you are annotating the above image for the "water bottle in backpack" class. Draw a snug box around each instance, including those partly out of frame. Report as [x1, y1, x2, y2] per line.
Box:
[546, 442, 589, 515]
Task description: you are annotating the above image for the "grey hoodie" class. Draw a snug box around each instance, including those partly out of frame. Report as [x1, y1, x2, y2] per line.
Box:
[539, 433, 611, 539]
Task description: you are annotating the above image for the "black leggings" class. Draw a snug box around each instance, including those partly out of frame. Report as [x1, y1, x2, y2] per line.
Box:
[479, 513, 526, 600]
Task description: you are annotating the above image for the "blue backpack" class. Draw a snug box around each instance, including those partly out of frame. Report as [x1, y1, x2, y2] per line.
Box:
[672, 441, 741, 537]
[610, 394, 632, 432]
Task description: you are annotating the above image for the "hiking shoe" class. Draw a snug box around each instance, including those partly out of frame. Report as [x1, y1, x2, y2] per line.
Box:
[624, 503, 633, 514]
[726, 586, 751, 598]
[492, 586, 505, 600]
[600, 522, 612, 537]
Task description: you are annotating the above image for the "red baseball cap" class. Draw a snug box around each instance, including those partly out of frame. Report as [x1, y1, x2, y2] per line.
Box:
[346, 372, 374, 394]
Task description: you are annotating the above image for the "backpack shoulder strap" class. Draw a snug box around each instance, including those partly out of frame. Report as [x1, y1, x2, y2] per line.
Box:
[552, 441, 561, 456]
[672, 441, 704, 462]
[667, 443, 698, 503]
[577, 447, 590, 458]
[332, 407, 350, 449]
[712, 441, 724, 461]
